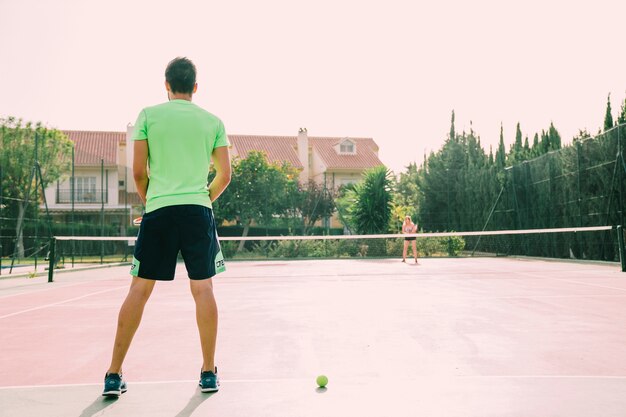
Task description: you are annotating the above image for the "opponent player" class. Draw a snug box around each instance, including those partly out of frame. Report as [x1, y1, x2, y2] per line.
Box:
[402, 215, 419, 264]
[103, 57, 231, 396]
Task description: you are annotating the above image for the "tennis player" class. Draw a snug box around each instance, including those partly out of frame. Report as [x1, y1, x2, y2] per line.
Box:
[103, 57, 231, 396]
[402, 215, 419, 263]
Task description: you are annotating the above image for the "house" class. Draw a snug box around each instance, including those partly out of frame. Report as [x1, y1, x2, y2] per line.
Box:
[230, 129, 384, 229]
[43, 127, 383, 231]
[229, 128, 384, 188]
[43, 130, 141, 234]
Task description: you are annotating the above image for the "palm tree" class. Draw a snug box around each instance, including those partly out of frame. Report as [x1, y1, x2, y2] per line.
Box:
[353, 166, 394, 234]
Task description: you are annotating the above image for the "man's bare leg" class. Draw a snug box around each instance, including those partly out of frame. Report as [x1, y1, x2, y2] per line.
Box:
[190, 278, 218, 373]
[107, 277, 156, 374]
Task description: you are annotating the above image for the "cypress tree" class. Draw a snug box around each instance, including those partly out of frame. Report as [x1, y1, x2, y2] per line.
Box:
[449, 110, 456, 142]
[604, 93, 614, 131]
[618, 97, 626, 125]
[514, 122, 523, 153]
[532, 133, 539, 156]
[548, 122, 561, 150]
[523, 135, 530, 154]
[496, 123, 506, 168]
[540, 129, 550, 154]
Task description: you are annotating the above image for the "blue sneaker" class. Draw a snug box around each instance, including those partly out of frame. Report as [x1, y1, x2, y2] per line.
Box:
[199, 368, 219, 393]
[102, 373, 127, 397]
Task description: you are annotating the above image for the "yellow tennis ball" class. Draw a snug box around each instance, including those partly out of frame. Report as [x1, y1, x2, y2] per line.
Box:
[316, 375, 328, 388]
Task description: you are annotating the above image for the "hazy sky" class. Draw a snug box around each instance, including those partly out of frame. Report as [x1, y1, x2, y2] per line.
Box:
[1, 0, 624, 173]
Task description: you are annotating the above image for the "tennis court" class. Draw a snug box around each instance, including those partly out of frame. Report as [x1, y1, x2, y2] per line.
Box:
[1, 256, 625, 416]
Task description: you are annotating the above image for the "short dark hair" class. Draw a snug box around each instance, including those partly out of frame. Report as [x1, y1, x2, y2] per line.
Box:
[165, 57, 197, 94]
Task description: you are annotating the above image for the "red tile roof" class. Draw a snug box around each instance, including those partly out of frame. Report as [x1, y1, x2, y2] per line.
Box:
[60, 130, 383, 172]
[229, 135, 382, 170]
[309, 137, 383, 170]
[229, 135, 303, 169]
[62, 130, 121, 167]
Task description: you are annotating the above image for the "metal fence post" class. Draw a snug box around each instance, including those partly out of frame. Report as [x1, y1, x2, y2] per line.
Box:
[48, 237, 56, 282]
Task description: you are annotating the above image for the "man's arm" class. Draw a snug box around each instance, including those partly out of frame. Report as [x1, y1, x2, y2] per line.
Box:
[133, 140, 149, 206]
[208, 146, 231, 202]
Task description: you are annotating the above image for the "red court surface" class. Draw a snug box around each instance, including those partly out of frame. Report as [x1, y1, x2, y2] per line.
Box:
[1, 258, 626, 416]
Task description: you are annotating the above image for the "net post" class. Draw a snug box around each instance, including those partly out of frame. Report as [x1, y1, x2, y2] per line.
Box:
[48, 237, 56, 283]
[618, 226, 626, 272]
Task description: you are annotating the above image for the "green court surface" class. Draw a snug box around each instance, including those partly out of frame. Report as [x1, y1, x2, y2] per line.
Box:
[1, 257, 625, 416]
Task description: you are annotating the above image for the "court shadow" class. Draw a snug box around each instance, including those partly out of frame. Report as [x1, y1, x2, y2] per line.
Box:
[316, 387, 328, 394]
[174, 387, 215, 417]
[78, 395, 118, 417]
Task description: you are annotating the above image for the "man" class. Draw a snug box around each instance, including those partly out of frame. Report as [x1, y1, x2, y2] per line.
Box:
[103, 57, 231, 396]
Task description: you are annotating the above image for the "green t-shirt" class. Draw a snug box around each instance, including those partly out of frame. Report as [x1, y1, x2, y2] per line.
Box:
[132, 99, 229, 213]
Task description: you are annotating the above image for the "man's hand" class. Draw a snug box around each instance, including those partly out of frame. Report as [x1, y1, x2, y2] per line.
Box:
[133, 140, 150, 205]
[208, 146, 231, 202]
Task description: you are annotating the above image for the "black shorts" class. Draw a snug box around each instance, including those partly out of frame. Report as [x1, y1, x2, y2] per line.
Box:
[130, 205, 225, 280]
[404, 237, 416, 241]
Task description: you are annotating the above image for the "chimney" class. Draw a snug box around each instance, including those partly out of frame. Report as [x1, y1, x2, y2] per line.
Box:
[297, 128, 309, 183]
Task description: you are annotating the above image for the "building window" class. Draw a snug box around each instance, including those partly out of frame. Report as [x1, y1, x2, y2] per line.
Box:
[337, 178, 356, 187]
[339, 140, 355, 154]
[56, 176, 108, 204]
[76, 177, 97, 203]
[119, 180, 125, 187]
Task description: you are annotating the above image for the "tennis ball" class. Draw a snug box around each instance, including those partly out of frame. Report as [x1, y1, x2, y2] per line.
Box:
[316, 375, 328, 388]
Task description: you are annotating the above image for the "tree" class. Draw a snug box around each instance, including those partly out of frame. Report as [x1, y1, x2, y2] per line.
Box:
[418, 150, 449, 231]
[410, 96, 626, 256]
[335, 183, 358, 234]
[514, 122, 523, 154]
[211, 151, 298, 250]
[618, 97, 626, 152]
[604, 93, 614, 131]
[540, 129, 550, 153]
[508, 122, 524, 164]
[531, 133, 540, 156]
[618, 97, 626, 125]
[523, 135, 530, 155]
[394, 163, 419, 208]
[547, 122, 561, 150]
[0, 117, 72, 258]
[392, 163, 420, 230]
[572, 129, 592, 143]
[296, 180, 336, 234]
[495, 124, 506, 169]
[449, 110, 456, 142]
[352, 166, 393, 234]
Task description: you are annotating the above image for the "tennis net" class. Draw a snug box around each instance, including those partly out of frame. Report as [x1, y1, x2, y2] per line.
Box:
[47, 225, 621, 281]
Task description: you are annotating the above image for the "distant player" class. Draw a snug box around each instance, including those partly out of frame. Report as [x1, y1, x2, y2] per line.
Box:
[402, 215, 419, 264]
[103, 57, 231, 396]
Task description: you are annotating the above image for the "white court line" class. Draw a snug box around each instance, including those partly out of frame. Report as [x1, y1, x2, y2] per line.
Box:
[0, 280, 98, 300]
[457, 375, 626, 379]
[0, 379, 300, 390]
[466, 294, 626, 300]
[521, 272, 626, 293]
[3, 375, 626, 390]
[0, 286, 127, 320]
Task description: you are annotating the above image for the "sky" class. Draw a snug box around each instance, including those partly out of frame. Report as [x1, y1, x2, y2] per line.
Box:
[1, 0, 625, 174]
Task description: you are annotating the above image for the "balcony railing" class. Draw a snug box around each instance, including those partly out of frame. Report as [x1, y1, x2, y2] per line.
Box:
[56, 190, 108, 204]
